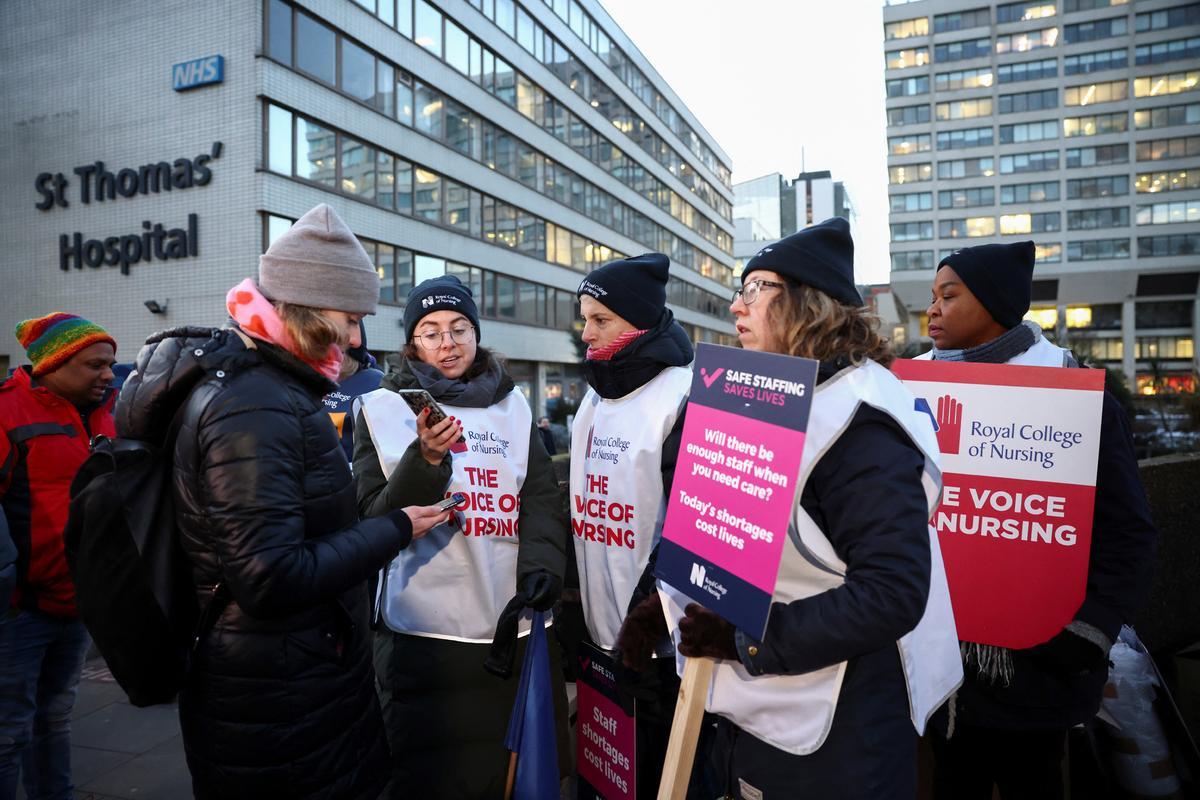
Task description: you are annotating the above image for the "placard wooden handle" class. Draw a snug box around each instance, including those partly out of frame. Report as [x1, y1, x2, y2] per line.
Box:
[657, 656, 715, 800]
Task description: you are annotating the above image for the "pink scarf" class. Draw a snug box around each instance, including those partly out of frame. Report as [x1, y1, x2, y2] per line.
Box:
[586, 329, 647, 361]
[225, 279, 342, 381]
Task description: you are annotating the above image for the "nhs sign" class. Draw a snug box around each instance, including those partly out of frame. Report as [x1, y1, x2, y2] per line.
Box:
[172, 55, 224, 92]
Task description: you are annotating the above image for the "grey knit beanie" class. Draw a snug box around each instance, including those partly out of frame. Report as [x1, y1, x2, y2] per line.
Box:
[259, 204, 379, 314]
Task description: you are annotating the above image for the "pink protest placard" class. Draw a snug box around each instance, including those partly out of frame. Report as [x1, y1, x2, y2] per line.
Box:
[576, 644, 635, 800]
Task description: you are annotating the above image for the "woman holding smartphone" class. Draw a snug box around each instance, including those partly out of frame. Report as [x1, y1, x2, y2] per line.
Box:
[625, 219, 962, 799]
[353, 274, 568, 798]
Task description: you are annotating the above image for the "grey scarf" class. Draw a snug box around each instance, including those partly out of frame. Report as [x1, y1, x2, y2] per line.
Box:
[406, 354, 506, 408]
[930, 320, 1040, 364]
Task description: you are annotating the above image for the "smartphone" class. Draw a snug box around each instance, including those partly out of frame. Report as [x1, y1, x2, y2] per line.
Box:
[436, 492, 467, 511]
[398, 390, 466, 443]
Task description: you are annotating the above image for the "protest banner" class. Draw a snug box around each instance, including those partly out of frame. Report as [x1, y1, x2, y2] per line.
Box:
[893, 359, 1105, 649]
[576, 644, 636, 800]
[654, 343, 817, 639]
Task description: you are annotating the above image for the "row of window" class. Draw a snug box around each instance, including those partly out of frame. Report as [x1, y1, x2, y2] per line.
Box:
[893, 169, 1200, 206]
[886, 2, 1196, 44]
[347, 0, 733, 194]
[291, 0, 732, 225]
[265, 0, 732, 259]
[893, 236, 1199, 271]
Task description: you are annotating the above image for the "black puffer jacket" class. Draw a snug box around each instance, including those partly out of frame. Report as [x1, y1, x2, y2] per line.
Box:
[117, 327, 411, 800]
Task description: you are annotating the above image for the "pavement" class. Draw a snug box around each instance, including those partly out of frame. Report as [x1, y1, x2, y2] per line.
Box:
[16, 658, 193, 800]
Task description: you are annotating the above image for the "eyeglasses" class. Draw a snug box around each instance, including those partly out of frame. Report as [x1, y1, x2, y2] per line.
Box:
[414, 325, 476, 351]
[732, 279, 787, 306]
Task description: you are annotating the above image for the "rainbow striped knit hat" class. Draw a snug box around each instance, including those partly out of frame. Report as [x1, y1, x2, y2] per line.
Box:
[14, 312, 116, 376]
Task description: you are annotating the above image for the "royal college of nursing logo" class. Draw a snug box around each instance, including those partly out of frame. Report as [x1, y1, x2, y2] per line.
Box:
[916, 394, 963, 455]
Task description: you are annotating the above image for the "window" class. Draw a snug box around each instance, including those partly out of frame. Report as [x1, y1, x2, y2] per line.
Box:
[268, 0, 292, 64]
[889, 133, 932, 154]
[999, 120, 1058, 144]
[1063, 17, 1128, 44]
[1067, 238, 1130, 260]
[295, 11, 336, 84]
[1135, 3, 1200, 32]
[936, 98, 993, 120]
[1067, 175, 1129, 198]
[937, 157, 995, 179]
[1065, 144, 1129, 167]
[891, 250, 936, 270]
[340, 39, 375, 104]
[935, 67, 994, 91]
[889, 163, 933, 184]
[1001, 150, 1059, 174]
[339, 136, 375, 199]
[940, 216, 997, 238]
[885, 17, 929, 39]
[1135, 337, 1195, 360]
[1136, 36, 1200, 66]
[413, 0, 442, 57]
[937, 126, 993, 150]
[1001, 180, 1060, 203]
[996, 58, 1057, 83]
[997, 1, 1056, 22]
[1137, 299, 1195, 326]
[996, 28, 1058, 54]
[413, 168, 441, 223]
[1063, 112, 1127, 137]
[886, 76, 930, 97]
[414, 81, 442, 139]
[938, 186, 996, 208]
[444, 19, 470, 74]
[1136, 169, 1200, 193]
[267, 104, 292, 174]
[935, 37, 991, 62]
[1064, 48, 1127, 75]
[1068, 207, 1130, 229]
[1137, 234, 1200, 256]
[1135, 199, 1200, 225]
[1137, 136, 1200, 161]
[295, 118, 336, 186]
[886, 47, 929, 69]
[1064, 80, 1127, 106]
[890, 192, 934, 212]
[999, 89, 1058, 113]
[1134, 71, 1200, 98]
[887, 104, 932, 126]
[1000, 212, 1061, 234]
[1036, 243, 1063, 262]
[1065, 0, 1129, 10]
[376, 150, 394, 208]
[933, 7, 990, 33]
[890, 221, 935, 241]
[396, 159, 412, 214]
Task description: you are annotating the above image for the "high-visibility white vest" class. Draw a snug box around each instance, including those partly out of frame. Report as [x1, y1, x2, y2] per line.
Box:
[914, 331, 1074, 367]
[661, 360, 963, 755]
[570, 366, 691, 650]
[359, 387, 534, 643]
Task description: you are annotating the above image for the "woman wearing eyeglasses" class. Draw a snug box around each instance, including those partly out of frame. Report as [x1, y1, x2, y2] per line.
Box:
[631, 219, 962, 799]
[353, 275, 569, 798]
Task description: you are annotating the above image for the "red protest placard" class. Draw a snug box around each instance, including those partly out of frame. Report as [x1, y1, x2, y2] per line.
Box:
[893, 359, 1105, 649]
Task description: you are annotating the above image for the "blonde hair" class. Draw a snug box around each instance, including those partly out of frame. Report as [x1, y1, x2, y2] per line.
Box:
[767, 282, 894, 368]
[275, 302, 345, 362]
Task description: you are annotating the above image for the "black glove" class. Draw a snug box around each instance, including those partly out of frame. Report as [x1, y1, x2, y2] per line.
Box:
[678, 604, 737, 660]
[616, 592, 669, 672]
[1032, 627, 1107, 677]
[521, 571, 562, 612]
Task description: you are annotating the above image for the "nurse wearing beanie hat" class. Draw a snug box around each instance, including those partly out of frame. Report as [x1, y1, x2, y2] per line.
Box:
[644, 219, 961, 799]
[570, 253, 699, 797]
[114, 202, 450, 800]
[353, 273, 570, 797]
[918, 243, 1157, 800]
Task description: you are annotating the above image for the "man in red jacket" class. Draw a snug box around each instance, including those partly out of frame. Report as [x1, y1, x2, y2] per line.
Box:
[0, 312, 116, 800]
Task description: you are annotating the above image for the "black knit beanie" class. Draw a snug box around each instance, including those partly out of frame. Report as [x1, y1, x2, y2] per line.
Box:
[577, 253, 669, 330]
[742, 217, 861, 307]
[937, 242, 1035, 329]
[403, 275, 481, 341]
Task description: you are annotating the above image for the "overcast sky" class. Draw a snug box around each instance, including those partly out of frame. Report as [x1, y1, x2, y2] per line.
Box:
[599, 0, 893, 284]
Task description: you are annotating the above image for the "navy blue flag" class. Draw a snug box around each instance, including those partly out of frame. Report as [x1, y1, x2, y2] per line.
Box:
[504, 611, 558, 799]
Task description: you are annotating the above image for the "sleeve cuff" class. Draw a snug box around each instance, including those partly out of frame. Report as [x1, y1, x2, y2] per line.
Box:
[735, 629, 766, 675]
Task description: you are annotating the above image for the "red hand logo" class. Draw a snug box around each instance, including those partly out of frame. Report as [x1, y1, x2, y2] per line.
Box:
[936, 394, 963, 455]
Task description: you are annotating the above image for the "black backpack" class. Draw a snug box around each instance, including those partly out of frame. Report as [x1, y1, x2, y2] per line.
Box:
[64, 400, 225, 707]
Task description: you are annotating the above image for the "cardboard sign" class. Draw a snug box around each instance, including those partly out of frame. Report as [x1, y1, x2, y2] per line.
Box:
[576, 644, 636, 800]
[654, 343, 817, 639]
[893, 359, 1105, 648]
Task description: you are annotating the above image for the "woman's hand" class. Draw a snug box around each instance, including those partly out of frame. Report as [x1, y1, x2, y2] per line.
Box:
[417, 408, 463, 465]
[400, 504, 452, 540]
